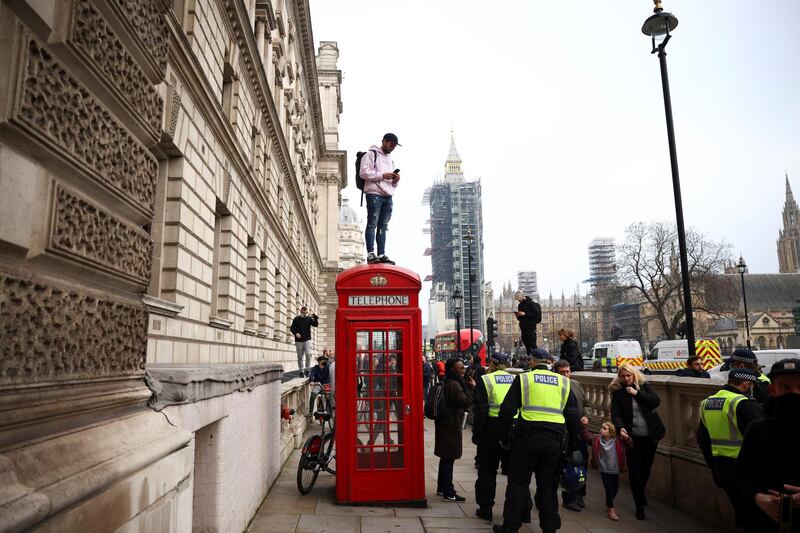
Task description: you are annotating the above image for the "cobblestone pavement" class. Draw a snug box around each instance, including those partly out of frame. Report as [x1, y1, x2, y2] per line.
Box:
[248, 419, 729, 532]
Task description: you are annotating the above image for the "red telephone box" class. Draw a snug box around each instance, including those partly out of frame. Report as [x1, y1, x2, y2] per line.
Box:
[335, 264, 426, 506]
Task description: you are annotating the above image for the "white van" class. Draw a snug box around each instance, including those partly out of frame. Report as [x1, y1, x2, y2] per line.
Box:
[648, 340, 690, 360]
[709, 349, 800, 383]
[645, 339, 723, 374]
[591, 340, 644, 372]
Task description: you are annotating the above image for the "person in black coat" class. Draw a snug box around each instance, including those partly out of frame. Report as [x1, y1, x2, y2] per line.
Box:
[558, 328, 583, 372]
[435, 358, 475, 502]
[513, 290, 540, 355]
[610, 364, 665, 521]
[737, 359, 800, 532]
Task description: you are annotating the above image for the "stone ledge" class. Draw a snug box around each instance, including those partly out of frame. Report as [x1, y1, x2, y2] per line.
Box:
[145, 363, 283, 410]
[142, 294, 184, 317]
[0, 410, 191, 531]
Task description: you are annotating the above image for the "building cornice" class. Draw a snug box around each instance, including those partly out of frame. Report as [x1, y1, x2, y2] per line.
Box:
[164, 8, 321, 295]
[219, 0, 324, 267]
[292, 0, 325, 155]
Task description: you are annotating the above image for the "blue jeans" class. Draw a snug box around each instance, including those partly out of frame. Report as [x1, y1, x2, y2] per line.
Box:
[364, 194, 393, 255]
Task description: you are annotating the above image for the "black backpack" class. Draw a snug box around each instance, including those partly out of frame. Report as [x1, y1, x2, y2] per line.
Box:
[424, 382, 448, 421]
[354, 149, 378, 206]
[531, 300, 542, 324]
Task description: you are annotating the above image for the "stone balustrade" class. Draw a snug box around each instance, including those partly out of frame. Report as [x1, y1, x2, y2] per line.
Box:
[573, 372, 735, 530]
[280, 378, 313, 465]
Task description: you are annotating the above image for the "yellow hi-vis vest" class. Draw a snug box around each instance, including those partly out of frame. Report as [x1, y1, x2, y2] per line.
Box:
[700, 389, 747, 459]
[757, 374, 771, 384]
[482, 370, 515, 418]
[519, 369, 571, 424]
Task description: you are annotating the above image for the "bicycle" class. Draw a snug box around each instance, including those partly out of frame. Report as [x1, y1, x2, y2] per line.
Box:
[296, 384, 336, 494]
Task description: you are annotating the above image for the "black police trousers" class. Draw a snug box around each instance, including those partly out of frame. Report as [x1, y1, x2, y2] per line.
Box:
[475, 425, 509, 510]
[712, 458, 772, 533]
[502, 431, 562, 532]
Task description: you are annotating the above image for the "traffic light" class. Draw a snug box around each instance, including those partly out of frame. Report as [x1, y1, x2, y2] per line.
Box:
[492, 319, 498, 344]
[486, 317, 495, 346]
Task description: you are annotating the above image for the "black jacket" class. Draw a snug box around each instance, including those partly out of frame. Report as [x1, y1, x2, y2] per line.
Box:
[610, 381, 663, 439]
[422, 361, 433, 384]
[516, 297, 540, 329]
[696, 385, 763, 470]
[497, 365, 581, 449]
[290, 313, 318, 342]
[560, 339, 583, 372]
[737, 393, 800, 507]
[308, 364, 330, 384]
[752, 377, 770, 403]
[675, 367, 711, 378]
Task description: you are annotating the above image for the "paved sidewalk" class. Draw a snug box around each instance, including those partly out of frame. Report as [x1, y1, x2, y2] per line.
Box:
[248, 419, 729, 532]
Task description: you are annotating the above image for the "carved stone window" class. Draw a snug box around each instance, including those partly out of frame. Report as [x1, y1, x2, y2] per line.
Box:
[222, 58, 238, 124]
[245, 237, 260, 334]
[210, 198, 232, 327]
[258, 251, 272, 337]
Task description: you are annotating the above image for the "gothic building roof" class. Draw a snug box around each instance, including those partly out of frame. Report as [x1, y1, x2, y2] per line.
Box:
[446, 131, 462, 163]
[724, 273, 800, 310]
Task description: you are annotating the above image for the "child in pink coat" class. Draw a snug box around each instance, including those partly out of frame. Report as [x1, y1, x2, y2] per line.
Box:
[583, 421, 632, 521]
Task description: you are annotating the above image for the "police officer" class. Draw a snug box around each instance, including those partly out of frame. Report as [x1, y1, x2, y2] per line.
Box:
[729, 348, 770, 403]
[473, 352, 515, 521]
[737, 358, 800, 531]
[697, 368, 764, 530]
[493, 349, 582, 533]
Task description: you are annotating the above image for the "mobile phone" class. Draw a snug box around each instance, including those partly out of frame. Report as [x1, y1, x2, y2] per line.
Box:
[393, 169, 400, 173]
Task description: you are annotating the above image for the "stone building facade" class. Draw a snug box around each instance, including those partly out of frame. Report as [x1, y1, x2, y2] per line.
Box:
[338, 197, 363, 270]
[0, 0, 343, 531]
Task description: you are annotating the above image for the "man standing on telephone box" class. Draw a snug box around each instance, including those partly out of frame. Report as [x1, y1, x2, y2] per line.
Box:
[493, 351, 582, 533]
[359, 133, 401, 265]
[514, 290, 541, 355]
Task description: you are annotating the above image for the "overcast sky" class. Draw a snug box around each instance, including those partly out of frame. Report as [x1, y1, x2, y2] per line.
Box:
[310, 1, 800, 307]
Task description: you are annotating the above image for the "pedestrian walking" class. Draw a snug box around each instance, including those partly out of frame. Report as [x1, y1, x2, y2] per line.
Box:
[729, 348, 770, 403]
[554, 360, 591, 511]
[436, 358, 445, 383]
[737, 358, 800, 532]
[359, 133, 401, 265]
[609, 364, 665, 521]
[435, 358, 475, 502]
[697, 368, 763, 531]
[582, 421, 631, 521]
[422, 356, 434, 398]
[492, 350, 582, 533]
[290, 306, 318, 376]
[675, 355, 711, 378]
[513, 290, 541, 355]
[558, 328, 583, 372]
[473, 353, 515, 522]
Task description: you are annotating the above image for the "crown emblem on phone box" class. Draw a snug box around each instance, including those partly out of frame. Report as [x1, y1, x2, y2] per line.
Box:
[370, 275, 388, 287]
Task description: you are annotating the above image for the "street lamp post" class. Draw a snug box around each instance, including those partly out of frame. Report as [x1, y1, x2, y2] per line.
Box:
[576, 300, 583, 356]
[465, 231, 475, 360]
[453, 286, 463, 359]
[737, 256, 751, 349]
[642, 0, 696, 356]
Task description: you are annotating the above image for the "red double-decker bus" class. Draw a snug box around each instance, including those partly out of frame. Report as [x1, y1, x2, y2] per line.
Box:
[433, 329, 486, 367]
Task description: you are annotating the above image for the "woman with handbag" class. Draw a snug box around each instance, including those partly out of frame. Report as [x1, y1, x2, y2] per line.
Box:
[610, 364, 665, 521]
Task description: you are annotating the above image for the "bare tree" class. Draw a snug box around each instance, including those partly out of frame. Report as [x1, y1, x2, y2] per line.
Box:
[617, 221, 732, 340]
